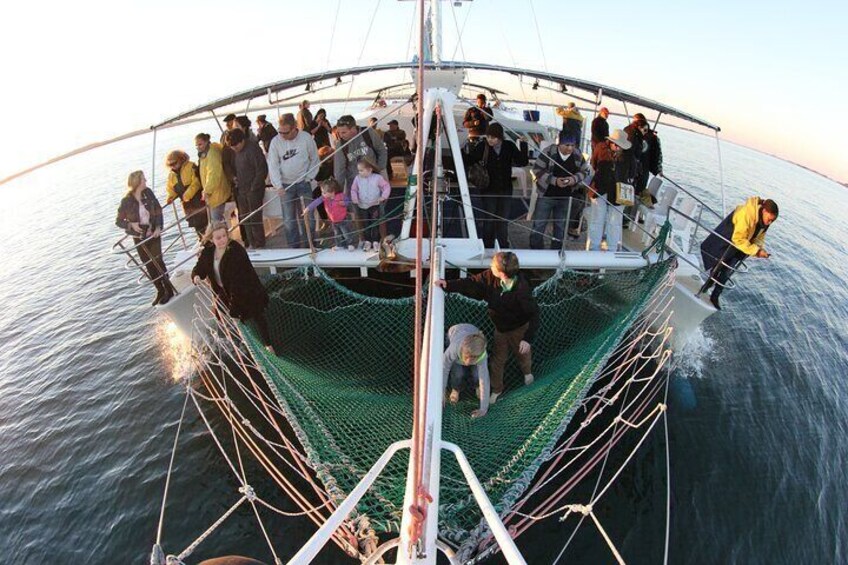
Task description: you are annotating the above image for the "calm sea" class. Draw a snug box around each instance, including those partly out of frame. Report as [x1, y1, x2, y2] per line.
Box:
[0, 121, 845, 564]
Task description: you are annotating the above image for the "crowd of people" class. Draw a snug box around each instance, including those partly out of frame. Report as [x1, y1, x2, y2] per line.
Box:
[116, 93, 778, 404]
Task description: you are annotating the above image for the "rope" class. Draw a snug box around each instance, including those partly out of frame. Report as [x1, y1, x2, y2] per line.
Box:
[342, 0, 382, 114]
[155, 386, 191, 545]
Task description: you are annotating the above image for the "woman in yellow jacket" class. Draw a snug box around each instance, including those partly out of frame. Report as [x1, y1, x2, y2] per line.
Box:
[165, 150, 207, 237]
[195, 133, 233, 223]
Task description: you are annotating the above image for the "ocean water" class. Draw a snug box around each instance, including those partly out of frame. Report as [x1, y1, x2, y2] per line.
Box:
[0, 122, 846, 564]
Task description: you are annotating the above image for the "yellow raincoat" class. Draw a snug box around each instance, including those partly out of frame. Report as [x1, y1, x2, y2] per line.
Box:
[731, 196, 767, 256]
[166, 161, 202, 204]
[198, 142, 232, 208]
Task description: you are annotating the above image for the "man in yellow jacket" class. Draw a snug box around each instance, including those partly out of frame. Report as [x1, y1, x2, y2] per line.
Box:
[700, 196, 779, 309]
[195, 133, 233, 223]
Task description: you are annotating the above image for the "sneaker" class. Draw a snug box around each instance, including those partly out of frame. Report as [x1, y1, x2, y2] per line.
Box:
[363, 241, 371, 252]
[372, 241, 380, 251]
[524, 373, 534, 386]
[449, 389, 460, 404]
[347, 245, 356, 252]
[489, 392, 501, 405]
[331, 245, 340, 252]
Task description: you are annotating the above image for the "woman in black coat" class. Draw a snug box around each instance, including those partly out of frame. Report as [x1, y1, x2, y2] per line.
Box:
[115, 170, 176, 306]
[191, 222, 274, 353]
[465, 122, 529, 248]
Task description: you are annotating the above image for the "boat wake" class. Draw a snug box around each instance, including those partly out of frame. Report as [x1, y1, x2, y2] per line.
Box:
[672, 326, 716, 379]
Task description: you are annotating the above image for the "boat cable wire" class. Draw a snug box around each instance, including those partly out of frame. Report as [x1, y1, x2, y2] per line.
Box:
[325, 0, 342, 70]
[154, 385, 191, 547]
[449, 0, 474, 61]
[447, 0, 468, 62]
[662, 352, 672, 565]
[342, 0, 383, 114]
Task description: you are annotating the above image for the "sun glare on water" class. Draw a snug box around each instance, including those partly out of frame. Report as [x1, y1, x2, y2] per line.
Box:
[156, 320, 194, 383]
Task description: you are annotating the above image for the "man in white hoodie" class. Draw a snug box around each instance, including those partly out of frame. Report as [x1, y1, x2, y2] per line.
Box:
[267, 113, 320, 248]
[442, 324, 491, 418]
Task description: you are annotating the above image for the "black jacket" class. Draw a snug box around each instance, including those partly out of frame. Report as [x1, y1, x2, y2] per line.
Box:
[590, 143, 638, 202]
[591, 116, 609, 144]
[191, 241, 269, 320]
[115, 188, 164, 235]
[463, 106, 493, 136]
[444, 270, 539, 343]
[258, 123, 278, 154]
[465, 139, 529, 194]
[234, 139, 269, 195]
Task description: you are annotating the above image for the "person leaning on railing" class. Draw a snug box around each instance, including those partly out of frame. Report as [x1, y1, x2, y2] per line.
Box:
[191, 222, 275, 354]
[115, 170, 176, 306]
[165, 149, 207, 238]
[700, 196, 779, 310]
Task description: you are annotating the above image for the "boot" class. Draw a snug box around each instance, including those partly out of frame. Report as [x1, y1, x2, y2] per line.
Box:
[158, 278, 176, 306]
[152, 281, 165, 306]
[709, 287, 722, 310]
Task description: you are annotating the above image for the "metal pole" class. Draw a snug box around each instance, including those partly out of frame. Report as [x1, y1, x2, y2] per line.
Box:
[301, 195, 316, 256]
[172, 202, 188, 250]
[714, 130, 726, 215]
[561, 196, 573, 253]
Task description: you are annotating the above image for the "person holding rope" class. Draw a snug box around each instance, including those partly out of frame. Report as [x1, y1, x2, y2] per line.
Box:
[700, 197, 779, 310]
[436, 251, 538, 404]
[192, 222, 274, 353]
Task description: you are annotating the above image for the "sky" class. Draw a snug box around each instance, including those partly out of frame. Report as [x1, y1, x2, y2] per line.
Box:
[1, 0, 846, 183]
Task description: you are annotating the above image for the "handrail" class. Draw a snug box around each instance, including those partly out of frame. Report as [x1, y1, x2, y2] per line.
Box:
[659, 173, 724, 221]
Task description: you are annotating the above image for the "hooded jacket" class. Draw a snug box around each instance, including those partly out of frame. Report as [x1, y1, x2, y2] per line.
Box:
[700, 196, 770, 274]
[532, 145, 592, 197]
[197, 143, 233, 208]
[442, 323, 491, 415]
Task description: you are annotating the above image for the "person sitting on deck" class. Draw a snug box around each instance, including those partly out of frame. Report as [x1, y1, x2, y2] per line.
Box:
[443, 324, 491, 418]
[464, 122, 529, 249]
[435, 251, 539, 404]
[192, 222, 274, 354]
[530, 130, 592, 248]
[165, 149, 208, 237]
[267, 112, 320, 248]
[303, 178, 357, 250]
[700, 197, 779, 310]
[227, 128, 268, 249]
[351, 156, 390, 251]
[555, 102, 584, 151]
[588, 129, 637, 251]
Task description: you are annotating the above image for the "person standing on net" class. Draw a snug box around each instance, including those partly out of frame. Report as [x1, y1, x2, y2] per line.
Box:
[442, 324, 491, 418]
[267, 112, 320, 248]
[435, 251, 538, 404]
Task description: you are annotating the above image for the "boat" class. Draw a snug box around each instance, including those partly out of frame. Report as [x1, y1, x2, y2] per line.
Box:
[104, 2, 749, 563]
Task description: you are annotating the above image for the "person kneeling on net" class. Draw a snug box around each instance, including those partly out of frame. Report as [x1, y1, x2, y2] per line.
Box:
[443, 324, 491, 419]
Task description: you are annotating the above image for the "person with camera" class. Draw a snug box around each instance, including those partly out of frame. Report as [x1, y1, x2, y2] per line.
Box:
[530, 131, 592, 249]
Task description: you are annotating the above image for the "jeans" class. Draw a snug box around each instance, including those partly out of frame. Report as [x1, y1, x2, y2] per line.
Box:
[479, 193, 512, 249]
[531, 195, 569, 249]
[280, 181, 313, 248]
[359, 203, 384, 243]
[209, 203, 226, 223]
[587, 195, 623, 251]
[331, 219, 357, 247]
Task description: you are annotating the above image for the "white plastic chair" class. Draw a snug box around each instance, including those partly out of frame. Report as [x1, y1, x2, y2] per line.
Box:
[669, 197, 699, 253]
[642, 184, 679, 243]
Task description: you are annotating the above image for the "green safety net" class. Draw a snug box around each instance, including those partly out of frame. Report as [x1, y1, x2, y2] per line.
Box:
[241, 258, 673, 546]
